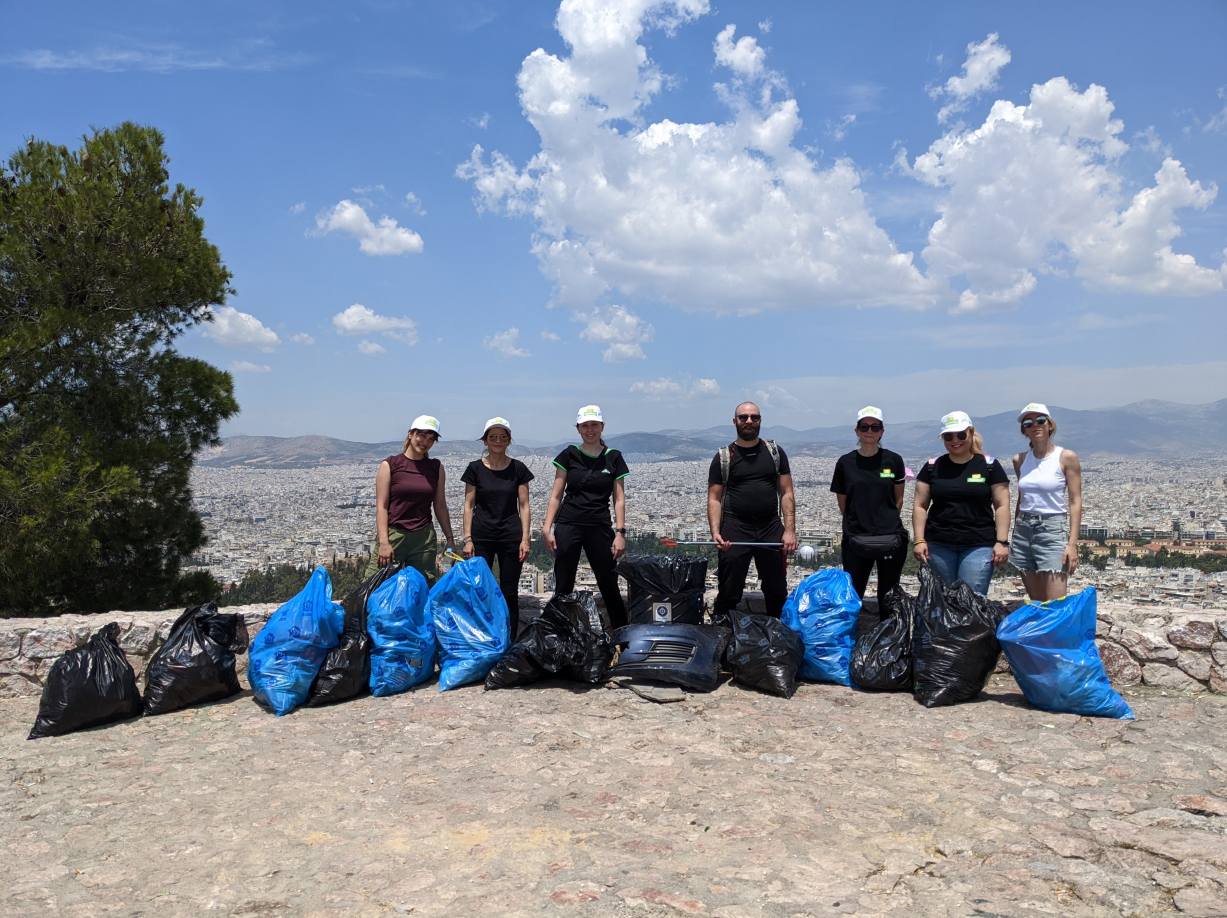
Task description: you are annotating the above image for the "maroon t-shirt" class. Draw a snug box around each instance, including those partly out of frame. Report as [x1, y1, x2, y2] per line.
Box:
[386, 453, 440, 532]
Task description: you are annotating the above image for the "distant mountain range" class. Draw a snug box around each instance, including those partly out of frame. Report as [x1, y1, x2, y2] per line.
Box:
[199, 398, 1227, 468]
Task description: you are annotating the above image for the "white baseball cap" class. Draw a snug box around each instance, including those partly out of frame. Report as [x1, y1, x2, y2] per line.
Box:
[856, 406, 884, 423]
[480, 416, 512, 438]
[409, 415, 441, 438]
[1017, 402, 1050, 422]
[576, 405, 603, 424]
[939, 411, 973, 434]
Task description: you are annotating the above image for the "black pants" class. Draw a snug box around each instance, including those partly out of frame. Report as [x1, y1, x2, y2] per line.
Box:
[552, 523, 628, 630]
[473, 540, 523, 640]
[841, 539, 907, 604]
[714, 515, 788, 621]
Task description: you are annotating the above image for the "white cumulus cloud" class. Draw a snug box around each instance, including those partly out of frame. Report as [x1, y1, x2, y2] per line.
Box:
[332, 304, 419, 344]
[228, 360, 271, 373]
[316, 199, 423, 255]
[576, 305, 654, 363]
[456, 0, 937, 336]
[289, 333, 316, 345]
[912, 75, 1223, 313]
[930, 32, 1011, 123]
[357, 339, 386, 355]
[540, 330, 563, 342]
[629, 376, 720, 400]
[290, 201, 306, 214]
[483, 327, 531, 358]
[713, 24, 765, 78]
[755, 384, 798, 408]
[202, 306, 280, 352]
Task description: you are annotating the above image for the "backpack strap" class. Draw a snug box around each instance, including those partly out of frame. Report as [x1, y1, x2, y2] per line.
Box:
[763, 439, 781, 475]
[718, 445, 731, 511]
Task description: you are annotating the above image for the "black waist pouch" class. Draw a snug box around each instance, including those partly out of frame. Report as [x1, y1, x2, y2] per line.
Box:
[847, 533, 905, 559]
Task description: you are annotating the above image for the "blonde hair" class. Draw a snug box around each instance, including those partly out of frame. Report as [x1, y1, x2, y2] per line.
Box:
[969, 425, 985, 456]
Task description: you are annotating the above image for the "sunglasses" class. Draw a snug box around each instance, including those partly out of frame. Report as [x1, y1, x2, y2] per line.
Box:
[857, 423, 883, 433]
[1020, 416, 1050, 430]
[485, 434, 510, 443]
[736, 414, 761, 422]
[942, 431, 968, 442]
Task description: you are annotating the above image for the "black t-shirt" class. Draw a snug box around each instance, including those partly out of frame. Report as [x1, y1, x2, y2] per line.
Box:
[706, 441, 792, 522]
[461, 458, 534, 543]
[553, 446, 630, 527]
[915, 453, 1008, 547]
[830, 448, 907, 539]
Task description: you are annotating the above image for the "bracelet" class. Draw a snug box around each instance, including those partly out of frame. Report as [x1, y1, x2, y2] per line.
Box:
[913, 539, 927, 545]
[462, 537, 472, 544]
[614, 527, 627, 535]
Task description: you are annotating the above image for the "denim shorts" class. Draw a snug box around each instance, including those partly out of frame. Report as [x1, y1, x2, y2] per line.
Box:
[1009, 513, 1069, 573]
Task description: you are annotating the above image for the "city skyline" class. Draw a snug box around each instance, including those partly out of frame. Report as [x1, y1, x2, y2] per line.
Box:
[4, 0, 1226, 441]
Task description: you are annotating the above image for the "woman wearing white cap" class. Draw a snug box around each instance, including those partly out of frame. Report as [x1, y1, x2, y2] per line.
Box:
[542, 405, 630, 629]
[461, 418, 535, 638]
[1010, 404, 1082, 601]
[912, 411, 1011, 595]
[831, 407, 909, 603]
[366, 415, 456, 587]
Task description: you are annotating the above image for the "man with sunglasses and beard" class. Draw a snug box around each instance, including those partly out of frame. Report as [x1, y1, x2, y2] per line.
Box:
[831, 407, 909, 603]
[707, 402, 798, 625]
[912, 411, 1011, 596]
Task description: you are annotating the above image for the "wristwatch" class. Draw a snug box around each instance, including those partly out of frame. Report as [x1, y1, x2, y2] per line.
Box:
[615, 528, 627, 534]
[995, 539, 1010, 547]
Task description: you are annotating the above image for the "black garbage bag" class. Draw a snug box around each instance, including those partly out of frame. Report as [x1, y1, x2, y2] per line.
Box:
[617, 555, 708, 625]
[486, 592, 613, 689]
[725, 612, 805, 698]
[912, 564, 1009, 707]
[305, 563, 402, 706]
[29, 623, 143, 739]
[143, 603, 250, 715]
[851, 586, 915, 691]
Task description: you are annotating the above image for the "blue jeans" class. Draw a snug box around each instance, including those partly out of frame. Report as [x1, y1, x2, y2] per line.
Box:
[927, 542, 994, 596]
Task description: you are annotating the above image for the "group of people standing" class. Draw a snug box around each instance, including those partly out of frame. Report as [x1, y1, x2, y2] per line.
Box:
[365, 398, 1084, 640]
[837, 402, 1082, 604]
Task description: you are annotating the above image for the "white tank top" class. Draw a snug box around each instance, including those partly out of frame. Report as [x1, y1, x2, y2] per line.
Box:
[1017, 447, 1067, 515]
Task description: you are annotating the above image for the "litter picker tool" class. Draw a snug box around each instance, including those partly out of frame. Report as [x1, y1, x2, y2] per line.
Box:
[659, 538, 783, 548]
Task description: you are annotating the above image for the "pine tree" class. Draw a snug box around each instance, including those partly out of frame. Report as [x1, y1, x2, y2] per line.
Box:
[0, 123, 237, 615]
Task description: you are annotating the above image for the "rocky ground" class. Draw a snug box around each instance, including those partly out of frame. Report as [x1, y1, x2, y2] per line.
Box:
[5, 675, 1227, 918]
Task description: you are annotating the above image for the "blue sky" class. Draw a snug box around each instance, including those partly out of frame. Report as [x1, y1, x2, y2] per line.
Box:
[4, 0, 1226, 443]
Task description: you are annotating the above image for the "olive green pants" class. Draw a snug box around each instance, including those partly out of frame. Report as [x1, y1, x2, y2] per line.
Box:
[365, 525, 439, 587]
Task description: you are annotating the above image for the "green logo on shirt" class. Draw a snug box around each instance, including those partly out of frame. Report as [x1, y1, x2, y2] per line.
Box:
[879, 469, 896, 478]
[967, 474, 986, 483]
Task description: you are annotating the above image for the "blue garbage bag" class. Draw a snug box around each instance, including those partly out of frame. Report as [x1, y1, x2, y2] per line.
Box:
[781, 569, 861, 685]
[248, 567, 343, 715]
[997, 588, 1134, 720]
[368, 567, 435, 696]
[429, 558, 510, 691]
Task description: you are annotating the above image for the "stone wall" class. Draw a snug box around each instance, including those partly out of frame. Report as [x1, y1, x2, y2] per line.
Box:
[3, 594, 1225, 699]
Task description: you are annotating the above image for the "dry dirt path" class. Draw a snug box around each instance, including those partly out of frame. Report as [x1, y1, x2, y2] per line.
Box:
[4, 677, 1227, 918]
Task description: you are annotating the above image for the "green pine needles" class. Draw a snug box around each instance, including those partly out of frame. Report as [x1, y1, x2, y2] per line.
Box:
[0, 123, 238, 616]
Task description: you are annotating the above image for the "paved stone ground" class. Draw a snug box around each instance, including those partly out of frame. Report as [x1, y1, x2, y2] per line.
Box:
[5, 676, 1227, 918]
